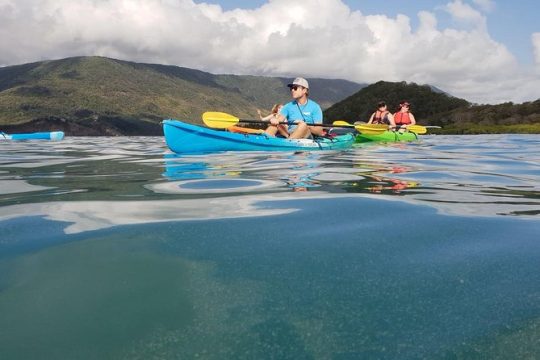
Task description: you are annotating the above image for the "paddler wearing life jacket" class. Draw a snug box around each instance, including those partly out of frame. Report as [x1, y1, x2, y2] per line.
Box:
[367, 101, 396, 129]
[393, 101, 416, 130]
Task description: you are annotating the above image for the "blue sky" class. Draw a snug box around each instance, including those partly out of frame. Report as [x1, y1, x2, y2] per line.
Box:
[1, 0, 539, 103]
[355, 0, 538, 64]
[196, 0, 539, 64]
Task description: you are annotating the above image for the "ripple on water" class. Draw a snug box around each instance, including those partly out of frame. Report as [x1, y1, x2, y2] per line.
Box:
[0, 180, 54, 195]
[146, 178, 283, 194]
[1, 135, 540, 359]
[1, 135, 539, 218]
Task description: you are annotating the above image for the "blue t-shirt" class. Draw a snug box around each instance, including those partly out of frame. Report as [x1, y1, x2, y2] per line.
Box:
[280, 99, 323, 132]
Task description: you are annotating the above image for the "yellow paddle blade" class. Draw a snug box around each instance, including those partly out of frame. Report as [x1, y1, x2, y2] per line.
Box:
[202, 112, 240, 128]
[332, 120, 353, 126]
[407, 125, 427, 134]
[355, 124, 388, 135]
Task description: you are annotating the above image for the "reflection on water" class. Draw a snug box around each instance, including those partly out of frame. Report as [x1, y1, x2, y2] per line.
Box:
[0, 135, 539, 238]
[147, 179, 282, 194]
[0, 196, 298, 235]
[0, 179, 54, 195]
[0, 135, 539, 217]
[1, 134, 539, 359]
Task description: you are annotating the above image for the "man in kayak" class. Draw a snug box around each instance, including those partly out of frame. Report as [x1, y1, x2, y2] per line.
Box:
[265, 77, 324, 139]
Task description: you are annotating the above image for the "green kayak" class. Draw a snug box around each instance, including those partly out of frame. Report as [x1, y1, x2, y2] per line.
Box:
[355, 130, 418, 143]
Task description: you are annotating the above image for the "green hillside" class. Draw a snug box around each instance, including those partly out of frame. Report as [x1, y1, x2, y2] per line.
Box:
[0, 57, 363, 135]
[324, 81, 540, 134]
[433, 100, 540, 134]
[3, 58, 538, 135]
[324, 81, 470, 123]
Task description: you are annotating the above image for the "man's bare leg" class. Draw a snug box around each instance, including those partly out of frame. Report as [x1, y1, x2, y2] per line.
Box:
[289, 122, 311, 139]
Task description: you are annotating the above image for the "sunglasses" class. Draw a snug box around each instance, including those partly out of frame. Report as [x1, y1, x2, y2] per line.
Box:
[290, 86, 303, 91]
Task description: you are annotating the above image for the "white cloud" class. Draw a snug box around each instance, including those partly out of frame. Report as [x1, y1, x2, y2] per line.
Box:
[0, 0, 539, 103]
[472, 0, 495, 12]
[444, 0, 486, 30]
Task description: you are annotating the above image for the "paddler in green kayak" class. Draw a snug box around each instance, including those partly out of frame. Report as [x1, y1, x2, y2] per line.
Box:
[393, 100, 417, 132]
[367, 101, 397, 129]
[265, 77, 324, 139]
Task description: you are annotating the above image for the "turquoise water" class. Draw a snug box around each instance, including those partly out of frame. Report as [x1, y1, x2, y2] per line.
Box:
[1, 135, 539, 359]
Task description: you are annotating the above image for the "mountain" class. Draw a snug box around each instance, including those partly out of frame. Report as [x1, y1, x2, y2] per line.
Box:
[324, 81, 540, 133]
[323, 81, 470, 124]
[0, 56, 365, 135]
[2, 58, 538, 135]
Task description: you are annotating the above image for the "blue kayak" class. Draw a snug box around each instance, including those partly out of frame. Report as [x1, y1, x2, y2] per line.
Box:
[163, 119, 354, 153]
[1, 131, 64, 141]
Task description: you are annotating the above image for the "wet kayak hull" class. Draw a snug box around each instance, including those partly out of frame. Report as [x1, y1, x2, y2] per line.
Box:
[356, 131, 418, 143]
[0, 131, 64, 141]
[163, 120, 354, 153]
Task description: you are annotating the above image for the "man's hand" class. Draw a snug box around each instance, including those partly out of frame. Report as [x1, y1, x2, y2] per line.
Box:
[270, 114, 285, 126]
[309, 125, 324, 136]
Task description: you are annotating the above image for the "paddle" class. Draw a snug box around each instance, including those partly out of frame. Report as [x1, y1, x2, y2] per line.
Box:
[332, 121, 396, 135]
[324, 120, 376, 134]
[395, 124, 442, 135]
[332, 121, 439, 135]
[202, 112, 362, 130]
[332, 120, 354, 127]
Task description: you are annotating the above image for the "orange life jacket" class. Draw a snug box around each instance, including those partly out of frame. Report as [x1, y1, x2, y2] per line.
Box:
[394, 111, 412, 125]
[372, 110, 389, 124]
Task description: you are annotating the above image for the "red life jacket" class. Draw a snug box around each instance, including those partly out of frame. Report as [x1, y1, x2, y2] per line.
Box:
[372, 110, 389, 124]
[394, 111, 412, 125]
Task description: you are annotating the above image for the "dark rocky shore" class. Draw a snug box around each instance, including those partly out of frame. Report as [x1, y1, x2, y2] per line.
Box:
[2, 116, 163, 136]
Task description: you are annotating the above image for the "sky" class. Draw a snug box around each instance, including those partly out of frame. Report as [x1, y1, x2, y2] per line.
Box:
[0, 0, 539, 104]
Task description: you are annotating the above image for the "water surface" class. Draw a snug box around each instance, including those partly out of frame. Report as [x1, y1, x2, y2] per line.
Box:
[1, 135, 539, 359]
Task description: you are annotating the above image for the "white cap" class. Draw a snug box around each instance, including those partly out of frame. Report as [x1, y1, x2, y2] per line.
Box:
[287, 77, 309, 89]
